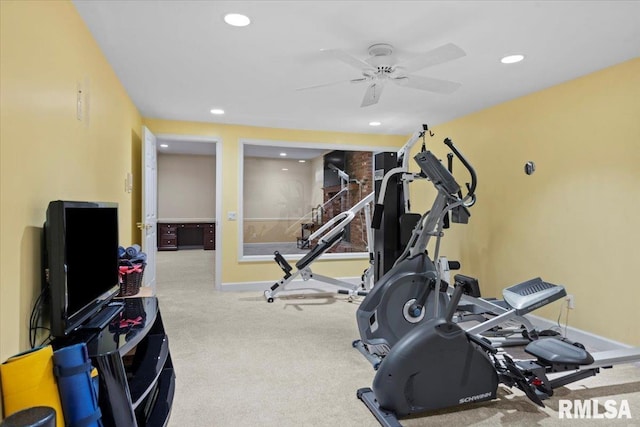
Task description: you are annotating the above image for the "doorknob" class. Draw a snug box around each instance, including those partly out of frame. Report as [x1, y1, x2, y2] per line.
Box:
[136, 222, 152, 230]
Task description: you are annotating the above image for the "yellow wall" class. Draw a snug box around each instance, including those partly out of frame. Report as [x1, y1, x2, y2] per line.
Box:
[414, 59, 640, 345]
[2, 1, 636, 366]
[143, 119, 407, 284]
[0, 1, 142, 360]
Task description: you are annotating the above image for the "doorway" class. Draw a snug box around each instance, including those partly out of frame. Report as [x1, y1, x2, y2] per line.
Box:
[153, 134, 222, 290]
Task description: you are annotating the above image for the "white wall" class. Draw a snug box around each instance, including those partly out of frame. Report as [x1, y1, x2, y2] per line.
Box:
[157, 153, 216, 219]
[244, 157, 314, 219]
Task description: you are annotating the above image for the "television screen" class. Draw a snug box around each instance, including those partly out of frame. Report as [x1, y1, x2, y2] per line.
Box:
[45, 201, 120, 337]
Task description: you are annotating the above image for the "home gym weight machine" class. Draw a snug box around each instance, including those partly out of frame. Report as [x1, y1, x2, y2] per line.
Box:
[264, 192, 375, 302]
[353, 132, 566, 368]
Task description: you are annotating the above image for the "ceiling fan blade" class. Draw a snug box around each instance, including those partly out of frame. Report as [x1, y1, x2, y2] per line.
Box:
[398, 43, 466, 74]
[393, 74, 461, 94]
[361, 81, 385, 107]
[321, 48, 375, 72]
[295, 79, 352, 91]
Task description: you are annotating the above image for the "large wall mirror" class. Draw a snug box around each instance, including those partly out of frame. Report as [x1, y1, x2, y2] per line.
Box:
[239, 139, 396, 260]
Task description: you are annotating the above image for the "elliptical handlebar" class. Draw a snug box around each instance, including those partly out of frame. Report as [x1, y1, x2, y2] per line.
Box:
[443, 138, 477, 201]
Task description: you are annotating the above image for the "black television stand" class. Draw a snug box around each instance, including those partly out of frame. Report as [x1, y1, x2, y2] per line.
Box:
[80, 302, 124, 331]
[52, 296, 175, 427]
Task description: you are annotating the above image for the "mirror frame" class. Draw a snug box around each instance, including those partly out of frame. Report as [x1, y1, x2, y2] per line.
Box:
[238, 138, 398, 262]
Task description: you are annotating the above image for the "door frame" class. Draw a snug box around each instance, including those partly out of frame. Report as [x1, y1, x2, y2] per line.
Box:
[155, 133, 222, 290]
[141, 126, 158, 290]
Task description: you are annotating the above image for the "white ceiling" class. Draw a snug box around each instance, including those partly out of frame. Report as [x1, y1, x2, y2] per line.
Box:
[244, 145, 329, 160]
[156, 139, 217, 156]
[74, 1, 639, 137]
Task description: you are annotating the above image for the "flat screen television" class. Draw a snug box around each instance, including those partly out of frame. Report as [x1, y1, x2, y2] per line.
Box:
[44, 200, 120, 337]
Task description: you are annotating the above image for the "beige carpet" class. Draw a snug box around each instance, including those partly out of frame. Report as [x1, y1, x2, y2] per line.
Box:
[155, 250, 640, 427]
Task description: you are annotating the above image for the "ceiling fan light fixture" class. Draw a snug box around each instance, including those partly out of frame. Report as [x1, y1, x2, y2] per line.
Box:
[501, 54, 525, 64]
[368, 43, 394, 57]
[305, 42, 465, 107]
[369, 121, 382, 126]
[224, 13, 251, 27]
[210, 108, 225, 115]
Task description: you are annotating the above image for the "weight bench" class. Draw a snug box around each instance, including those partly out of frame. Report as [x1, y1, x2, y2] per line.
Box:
[264, 193, 374, 303]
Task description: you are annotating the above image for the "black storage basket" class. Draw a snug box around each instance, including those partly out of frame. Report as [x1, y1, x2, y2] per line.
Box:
[118, 263, 145, 297]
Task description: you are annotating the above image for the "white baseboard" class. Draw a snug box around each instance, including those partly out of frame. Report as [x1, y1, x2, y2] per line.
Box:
[219, 282, 633, 352]
[527, 314, 633, 351]
[221, 276, 361, 293]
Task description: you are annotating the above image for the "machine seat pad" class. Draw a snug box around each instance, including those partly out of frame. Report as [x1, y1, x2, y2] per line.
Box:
[525, 338, 594, 366]
[295, 230, 345, 270]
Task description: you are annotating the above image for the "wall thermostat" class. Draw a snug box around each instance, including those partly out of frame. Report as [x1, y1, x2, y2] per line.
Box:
[524, 161, 536, 175]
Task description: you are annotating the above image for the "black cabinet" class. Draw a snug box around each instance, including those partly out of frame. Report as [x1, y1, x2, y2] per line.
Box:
[52, 297, 174, 427]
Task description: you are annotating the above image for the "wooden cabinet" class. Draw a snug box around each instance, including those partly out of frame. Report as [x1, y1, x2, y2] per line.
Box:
[204, 223, 215, 250]
[157, 224, 178, 251]
[157, 222, 215, 251]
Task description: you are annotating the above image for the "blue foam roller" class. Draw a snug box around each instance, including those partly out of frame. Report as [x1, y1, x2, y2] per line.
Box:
[125, 244, 141, 259]
[53, 344, 102, 427]
[130, 252, 147, 264]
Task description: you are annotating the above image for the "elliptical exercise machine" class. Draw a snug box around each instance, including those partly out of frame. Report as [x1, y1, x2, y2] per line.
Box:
[358, 272, 640, 425]
[354, 135, 563, 367]
[356, 138, 640, 425]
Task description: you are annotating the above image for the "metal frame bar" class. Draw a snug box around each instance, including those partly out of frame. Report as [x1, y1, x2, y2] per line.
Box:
[582, 348, 640, 369]
[357, 388, 403, 427]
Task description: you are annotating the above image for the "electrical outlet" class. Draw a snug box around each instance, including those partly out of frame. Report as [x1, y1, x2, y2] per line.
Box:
[566, 294, 575, 310]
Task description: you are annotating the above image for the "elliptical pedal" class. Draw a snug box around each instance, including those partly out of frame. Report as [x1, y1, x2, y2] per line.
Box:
[502, 277, 567, 315]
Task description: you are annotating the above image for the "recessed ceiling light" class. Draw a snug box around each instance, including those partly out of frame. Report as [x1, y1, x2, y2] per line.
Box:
[369, 121, 382, 126]
[160, 144, 169, 148]
[298, 160, 306, 163]
[224, 13, 250, 27]
[501, 54, 525, 64]
[210, 109, 225, 115]
[279, 152, 287, 157]
[282, 168, 288, 171]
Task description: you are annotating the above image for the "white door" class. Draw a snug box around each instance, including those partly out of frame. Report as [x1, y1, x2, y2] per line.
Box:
[140, 126, 158, 290]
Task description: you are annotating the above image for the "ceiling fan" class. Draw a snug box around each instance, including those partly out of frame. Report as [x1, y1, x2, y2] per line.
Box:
[298, 43, 466, 107]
